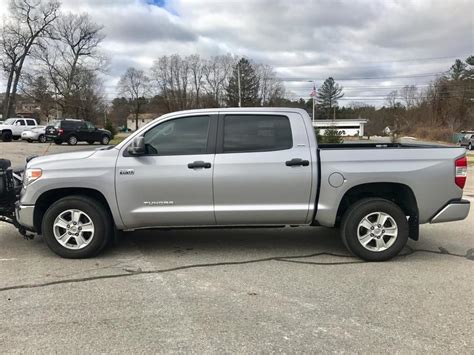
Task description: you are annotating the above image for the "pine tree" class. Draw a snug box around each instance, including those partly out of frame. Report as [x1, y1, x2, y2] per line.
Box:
[316, 77, 344, 118]
[226, 58, 260, 107]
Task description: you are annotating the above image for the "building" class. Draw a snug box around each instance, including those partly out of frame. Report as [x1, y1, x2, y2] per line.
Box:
[126, 113, 159, 131]
[313, 119, 368, 137]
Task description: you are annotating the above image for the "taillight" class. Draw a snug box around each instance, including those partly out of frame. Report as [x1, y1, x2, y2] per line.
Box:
[455, 156, 467, 189]
[58, 129, 64, 136]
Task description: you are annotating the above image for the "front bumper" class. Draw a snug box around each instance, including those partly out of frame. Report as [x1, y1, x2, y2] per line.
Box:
[15, 202, 35, 230]
[21, 132, 38, 140]
[430, 199, 470, 224]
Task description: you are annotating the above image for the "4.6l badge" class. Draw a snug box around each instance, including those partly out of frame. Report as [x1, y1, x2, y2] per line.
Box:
[119, 169, 135, 176]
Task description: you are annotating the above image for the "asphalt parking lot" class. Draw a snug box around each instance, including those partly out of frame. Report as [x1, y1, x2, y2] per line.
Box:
[0, 141, 473, 353]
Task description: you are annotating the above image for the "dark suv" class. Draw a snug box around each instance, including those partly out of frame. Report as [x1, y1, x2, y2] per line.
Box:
[45, 119, 112, 145]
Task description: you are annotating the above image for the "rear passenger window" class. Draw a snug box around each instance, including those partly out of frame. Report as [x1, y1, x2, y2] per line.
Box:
[223, 115, 292, 153]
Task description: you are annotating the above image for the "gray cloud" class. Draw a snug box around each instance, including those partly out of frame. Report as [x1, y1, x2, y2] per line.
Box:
[0, 0, 472, 104]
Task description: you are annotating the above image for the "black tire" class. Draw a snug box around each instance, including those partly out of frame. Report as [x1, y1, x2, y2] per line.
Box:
[67, 135, 78, 145]
[0, 159, 11, 170]
[87, 140, 95, 145]
[27, 139, 32, 143]
[341, 198, 409, 262]
[1, 131, 12, 142]
[469, 143, 472, 151]
[100, 135, 110, 145]
[38, 134, 47, 143]
[42, 196, 112, 258]
[12, 136, 20, 141]
[54, 139, 62, 145]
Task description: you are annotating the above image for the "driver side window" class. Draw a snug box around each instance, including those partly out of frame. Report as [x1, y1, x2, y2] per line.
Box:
[143, 115, 210, 156]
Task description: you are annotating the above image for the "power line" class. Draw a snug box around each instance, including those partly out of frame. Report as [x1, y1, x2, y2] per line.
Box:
[282, 72, 447, 82]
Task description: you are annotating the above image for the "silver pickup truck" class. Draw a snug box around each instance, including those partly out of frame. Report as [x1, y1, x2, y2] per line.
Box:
[0, 108, 470, 261]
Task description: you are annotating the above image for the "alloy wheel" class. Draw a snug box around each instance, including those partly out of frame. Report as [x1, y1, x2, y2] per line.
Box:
[357, 212, 398, 252]
[53, 209, 95, 250]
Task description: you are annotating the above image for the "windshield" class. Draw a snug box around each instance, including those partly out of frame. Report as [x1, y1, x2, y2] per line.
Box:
[3, 118, 16, 125]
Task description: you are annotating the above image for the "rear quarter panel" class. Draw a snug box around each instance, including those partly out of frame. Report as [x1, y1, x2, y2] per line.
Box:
[316, 147, 466, 226]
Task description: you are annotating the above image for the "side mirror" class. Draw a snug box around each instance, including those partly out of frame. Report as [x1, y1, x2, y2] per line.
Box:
[127, 136, 146, 156]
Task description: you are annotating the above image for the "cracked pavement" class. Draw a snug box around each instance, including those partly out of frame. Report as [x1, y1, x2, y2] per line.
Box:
[0, 142, 473, 353]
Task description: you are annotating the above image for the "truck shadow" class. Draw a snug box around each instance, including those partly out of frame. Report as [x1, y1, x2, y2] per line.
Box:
[124, 226, 346, 255]
[114, 226, 473, 262]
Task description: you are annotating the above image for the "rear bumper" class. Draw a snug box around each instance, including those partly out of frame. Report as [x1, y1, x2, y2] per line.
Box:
[430, 199, 470, 224]
[15, 202, 35, 230]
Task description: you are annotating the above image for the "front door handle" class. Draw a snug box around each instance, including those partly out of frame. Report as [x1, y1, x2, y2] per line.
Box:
[188, 161, 212, 169]
[285, 158, 310, 167]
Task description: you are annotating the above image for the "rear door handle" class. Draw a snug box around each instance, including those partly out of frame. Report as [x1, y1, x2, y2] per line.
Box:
[188, 161, 212, 169]
[285, 158, 310, 167]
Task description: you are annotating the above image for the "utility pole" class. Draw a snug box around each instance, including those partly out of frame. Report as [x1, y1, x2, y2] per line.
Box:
[308, 80, 316, 123]
[237, 62, 242, 107]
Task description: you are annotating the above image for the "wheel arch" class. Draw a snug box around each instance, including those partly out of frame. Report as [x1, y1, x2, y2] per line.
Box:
[335, 182, 419, 239]
[33, 187, 116, 234]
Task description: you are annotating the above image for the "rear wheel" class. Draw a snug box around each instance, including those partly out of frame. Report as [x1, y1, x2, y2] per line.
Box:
[38, 134, 47, 143]
[100, 135, 110, 145]
[42, 196, 111, 258]
[67, 135, 78, 145]
[1, 131, 12, 142]
[341, 198, 409, 261]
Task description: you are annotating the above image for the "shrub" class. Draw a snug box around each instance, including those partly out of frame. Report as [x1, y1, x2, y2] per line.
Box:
[105, 119, 117, 139]
[321, 126, 344, 144]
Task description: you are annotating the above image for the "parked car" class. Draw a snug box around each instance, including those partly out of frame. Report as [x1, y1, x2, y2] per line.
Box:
[0, 117, 39, 142]
[45, 119, 112, 145]
[1, 108, 470, 260]
[459, 133, 473, 150]
[21, 126, 47, 143]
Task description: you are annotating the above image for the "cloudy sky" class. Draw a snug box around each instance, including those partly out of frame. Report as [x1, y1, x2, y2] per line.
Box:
[1, 0, 473, 105]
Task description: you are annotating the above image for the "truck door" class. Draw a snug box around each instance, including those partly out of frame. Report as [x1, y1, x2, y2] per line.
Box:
[213, 112, 313, 225]
[115, 115, 217, 229]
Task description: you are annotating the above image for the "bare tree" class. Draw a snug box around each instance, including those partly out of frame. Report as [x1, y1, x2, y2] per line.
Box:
[257, 63, 285, 106]
[37, 12, 105, 117]
[150, 54, 192, 111]
[400, 85, 418, 109]
[202, 55, 235, 107]
[385, 90, 398, 109]
[118, 67, 150, 130]
[0, 0, 60, 119]
[187, 54, 204, 107]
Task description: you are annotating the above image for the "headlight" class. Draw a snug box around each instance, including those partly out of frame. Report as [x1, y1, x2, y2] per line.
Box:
[24, 168, 42, 186]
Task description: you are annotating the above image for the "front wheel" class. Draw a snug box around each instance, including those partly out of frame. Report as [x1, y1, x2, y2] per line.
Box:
[341, 198, 409, 261]
[42, 196, 111, 258]
[54, 139, 62, 145]
[38, 134, 47, 143]
[1, 131, 12, 142]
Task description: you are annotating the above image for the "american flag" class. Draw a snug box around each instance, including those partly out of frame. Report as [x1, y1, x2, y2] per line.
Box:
[310, 84, 317, 97]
